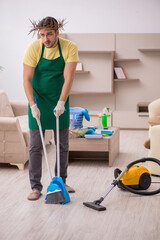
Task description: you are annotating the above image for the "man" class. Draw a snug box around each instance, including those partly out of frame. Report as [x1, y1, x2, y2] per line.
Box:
[23, 17, 79, 200]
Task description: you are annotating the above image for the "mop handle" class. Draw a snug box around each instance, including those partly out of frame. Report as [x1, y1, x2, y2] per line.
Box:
[39, 123, 52, 180]
[56, 116, 60, 177]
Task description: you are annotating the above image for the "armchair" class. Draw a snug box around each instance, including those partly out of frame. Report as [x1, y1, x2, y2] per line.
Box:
[0, 90, 52, 170]
[147, 98, 160, 176]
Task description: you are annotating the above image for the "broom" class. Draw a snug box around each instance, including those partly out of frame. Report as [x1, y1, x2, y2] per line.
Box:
[44, 115, 70, 204]
[38, 119, 65, 203]
[34, 96, 70, 204]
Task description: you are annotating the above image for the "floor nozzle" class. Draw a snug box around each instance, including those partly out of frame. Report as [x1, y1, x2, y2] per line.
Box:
[83, 201, 106, 211]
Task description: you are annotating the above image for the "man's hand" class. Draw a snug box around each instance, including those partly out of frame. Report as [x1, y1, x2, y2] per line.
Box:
[31, 104, 40, 125]
[54, 101, 65, 117]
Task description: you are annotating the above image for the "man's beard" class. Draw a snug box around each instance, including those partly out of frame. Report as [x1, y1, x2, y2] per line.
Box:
[45, 38, 57, 48]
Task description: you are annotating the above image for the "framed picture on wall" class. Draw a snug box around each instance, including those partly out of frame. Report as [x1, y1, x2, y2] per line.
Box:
[114, 67, 127, 79]
[76, 62, 83, 72]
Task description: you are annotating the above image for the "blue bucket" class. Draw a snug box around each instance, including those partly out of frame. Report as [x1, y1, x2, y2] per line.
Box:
[70, 107, 90, 129]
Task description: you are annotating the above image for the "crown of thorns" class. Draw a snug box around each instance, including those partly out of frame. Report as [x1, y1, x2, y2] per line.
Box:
[28, 18, 66, 36]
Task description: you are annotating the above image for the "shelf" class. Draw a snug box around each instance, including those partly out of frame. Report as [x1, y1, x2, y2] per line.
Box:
[70, 91, 112, 95]
[114, 78, 139, 82]
[78, 50, 114, 53]
[114, 58, 139, 62]
[75, 71, 90, 74]
[114, 58, 140, 84]
[138, 112, 149, 117]
[138, 49, 160, 52]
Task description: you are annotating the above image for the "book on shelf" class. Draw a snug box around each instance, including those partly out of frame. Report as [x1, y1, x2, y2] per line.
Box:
[114, 67, 127, 79]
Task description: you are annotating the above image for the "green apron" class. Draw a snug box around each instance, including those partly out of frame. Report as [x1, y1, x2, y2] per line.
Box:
[28, 39, 70, 130]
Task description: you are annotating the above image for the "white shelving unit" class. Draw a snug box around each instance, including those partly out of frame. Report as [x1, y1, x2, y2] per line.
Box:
[65, 33, 160, 129]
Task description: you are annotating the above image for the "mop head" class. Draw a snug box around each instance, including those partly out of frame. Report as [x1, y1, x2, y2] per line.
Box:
[45, 176, 70, 204]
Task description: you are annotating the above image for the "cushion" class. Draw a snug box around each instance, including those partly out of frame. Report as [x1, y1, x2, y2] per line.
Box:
[0, 90, 14, 117]
[148, 125, 160, 175]
[148, 116, 160, 126]
[17, 115, 29, 147]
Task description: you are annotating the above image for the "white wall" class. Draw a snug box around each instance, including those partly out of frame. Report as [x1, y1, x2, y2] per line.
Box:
[0, 0, 160, 100]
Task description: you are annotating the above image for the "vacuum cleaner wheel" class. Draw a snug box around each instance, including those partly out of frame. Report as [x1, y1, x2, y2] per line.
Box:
[139, 172, 151, 190]
[114, 168, 126, 190]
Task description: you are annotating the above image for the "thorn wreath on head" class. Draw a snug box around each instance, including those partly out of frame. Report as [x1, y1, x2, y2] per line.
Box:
[28, 17, 67, 37]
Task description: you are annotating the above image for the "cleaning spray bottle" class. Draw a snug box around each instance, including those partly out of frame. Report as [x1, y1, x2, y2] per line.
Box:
[102, 107, 108, 128]
[96, 113, 102, 134]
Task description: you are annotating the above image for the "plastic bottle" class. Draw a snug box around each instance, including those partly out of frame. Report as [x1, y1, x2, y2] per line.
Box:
[96, 114, 102, 133]
[102, 113, 107, 128]
[103, 107, 108, 114]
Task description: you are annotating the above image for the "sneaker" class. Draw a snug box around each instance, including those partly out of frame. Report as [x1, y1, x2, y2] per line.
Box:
[65, 184, 75, 193]
[27, 190, 41, 201]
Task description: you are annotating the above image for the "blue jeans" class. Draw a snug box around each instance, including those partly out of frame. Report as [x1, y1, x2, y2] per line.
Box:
[29, 128, 69, 191]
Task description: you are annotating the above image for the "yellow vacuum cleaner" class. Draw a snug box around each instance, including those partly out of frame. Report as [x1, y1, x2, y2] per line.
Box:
[114, 165, 151, 190]
[83, 158, 160, 211]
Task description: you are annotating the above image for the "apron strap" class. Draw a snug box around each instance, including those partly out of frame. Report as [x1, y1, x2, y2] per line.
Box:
[58, 39, 63, 58]
[41, 39, 63, 59]
[41, 44, 45, 58]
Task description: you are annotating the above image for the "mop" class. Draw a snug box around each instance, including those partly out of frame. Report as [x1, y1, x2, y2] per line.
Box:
[38, 113, 70, 204]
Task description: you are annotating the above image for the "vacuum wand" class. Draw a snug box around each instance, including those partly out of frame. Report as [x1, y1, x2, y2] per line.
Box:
[102, 167, 128, 199]
[83, 166, 128, 211]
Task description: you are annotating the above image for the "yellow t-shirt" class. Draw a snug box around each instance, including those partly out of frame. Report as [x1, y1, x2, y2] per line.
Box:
[23, 37, 79, 67]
